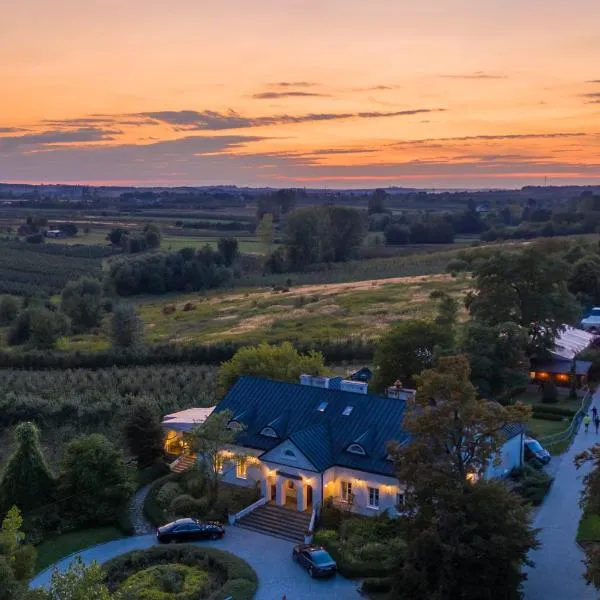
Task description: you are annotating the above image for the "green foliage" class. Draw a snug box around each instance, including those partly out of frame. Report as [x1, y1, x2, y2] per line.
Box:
[156, 483, 184, 509]
[169, 495, 209, 519]
[541, 379, 559, 404]
[143, 223, 162, 250]
[511, 466, 553, 506]
[40, 557, 111, 600]
[568, 255, 600, 304]
[0, 240, 105, 298]
[120, 564, 209, 599]
[58, 434, 134, 527]
[0, 423, 55, 514]
[216, 237, 239, 267]
[7, 307, 70, 349]
[0, 296, 19, 325]
[216, 341, 325, 395]
[123, 400, 164, 467]
[110, 304, 145, 350]
[60, 277, 104, 332]
[106, 247, 232, 296]
[372, 319, 453, 391]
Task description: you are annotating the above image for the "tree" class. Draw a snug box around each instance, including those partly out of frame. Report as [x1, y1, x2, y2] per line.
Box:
[123, 400, 164, 467]
[368, 188, 387, 214]
[60, 277, 104, 332]
[0, 507, 36, 600]
[541, 379, 558, 404]
[192, 410, 240, 503]
[110, 304, 144, 350]
[0, 423, 55, 514]
[143, 223, 162, 250]
[38, 557, 111, 600]
[434, 293, 459, 330]
[106, 228, 128, 246]
[388, 356, 535, 600]
[323, 206, 366, 262]
[282, 207, 323, 269]
[372, 320, 454, 392]
[568, 255, 600, 304]
[217, 341, 326, 395]
[460, 320, 529, 399]
[256, 213, 274, 256]
[384, 224, 410, 245]
[0, 296, 19, 325]
[466, 247, 579, 354]
[58, 434, 134, 525]
[28, 308, 70, 350]
[217, 237, 239, 267]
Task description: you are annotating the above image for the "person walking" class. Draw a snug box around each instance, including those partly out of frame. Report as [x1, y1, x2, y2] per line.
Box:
[584, 413, 591, 433]
[593, 405, 598, 420]
[595, 415, 600, 434]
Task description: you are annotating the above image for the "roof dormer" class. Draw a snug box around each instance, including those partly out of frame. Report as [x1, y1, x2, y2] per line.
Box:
[260, 426, 279, 438]
[346, 443, 367, 456]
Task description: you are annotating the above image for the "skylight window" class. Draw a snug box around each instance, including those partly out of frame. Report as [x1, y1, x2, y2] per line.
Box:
[317, 401, 328, 412]
[342, 406, 354, 416]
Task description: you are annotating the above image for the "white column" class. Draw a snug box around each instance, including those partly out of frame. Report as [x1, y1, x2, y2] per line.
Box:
[297, 484, 307, 512]
[260, 476, 268, 500]
[275, 477, 285, 506]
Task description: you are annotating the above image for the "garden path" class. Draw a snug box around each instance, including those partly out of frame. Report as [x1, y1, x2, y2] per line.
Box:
[129, 484, 154, 535]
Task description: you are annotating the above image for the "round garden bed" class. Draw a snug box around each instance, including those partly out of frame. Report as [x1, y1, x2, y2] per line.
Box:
[103, 545, 258, 600]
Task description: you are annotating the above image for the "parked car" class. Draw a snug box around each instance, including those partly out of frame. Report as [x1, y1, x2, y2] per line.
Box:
[292, 544, 337, 578]
[156, 518, 225, 543]
[524, 437, 551, 466]
[581, 307, 600, 332]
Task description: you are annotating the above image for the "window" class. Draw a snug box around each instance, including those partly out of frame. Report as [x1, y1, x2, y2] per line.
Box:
[396, 492, 405, 510]
[236, 458, 247, 479]
[342, 406, 354, 416]
[346, 443, 366, 456]
[368, 487, 380, 509]
[216, 454, 224, 474]
[341, 480, 352, 503]
[317, 401, 328, 412]
[260, 426, 278, 438]
[283, 449, 296, 459]
[227, 420, 243, 431]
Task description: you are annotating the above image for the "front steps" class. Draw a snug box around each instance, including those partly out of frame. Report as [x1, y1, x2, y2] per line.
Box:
[170, 455, 196, 473]
[236, 503, 310, 543]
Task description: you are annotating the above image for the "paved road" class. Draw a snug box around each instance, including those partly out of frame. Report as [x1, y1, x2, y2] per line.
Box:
[524, 397, 600, 600]
[30, 526, 362, 600]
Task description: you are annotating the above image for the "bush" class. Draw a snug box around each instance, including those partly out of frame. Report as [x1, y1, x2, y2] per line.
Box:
[156, 482, 184, 508]
[531, 412, 565, 422]
[360, 576, 393, 594]
[169, 494, 210, 519]
[512, 466, 553, 506]
[541, 380, 559, 404]
[531, 404, 577, 418]
[162, 304, 176, 316]
[145, 474, 180, 526]
[137, 461, 171, 489]
[182, 471, 206, 498]
[183, 302, 196, 312]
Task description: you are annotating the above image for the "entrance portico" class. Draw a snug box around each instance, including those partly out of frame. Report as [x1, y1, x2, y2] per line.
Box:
[262, 469, 314, 512]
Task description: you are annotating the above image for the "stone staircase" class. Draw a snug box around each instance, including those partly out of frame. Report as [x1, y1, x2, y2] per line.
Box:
[170, 455, 196, 473]
[236, 503, 310, 543]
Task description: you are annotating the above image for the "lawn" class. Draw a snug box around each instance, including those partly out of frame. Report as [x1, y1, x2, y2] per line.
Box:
[35, 527, 124, 573]
[527, 417, 569, 439]
[577, 513, 600, 543]
[62, 273, 471, 351]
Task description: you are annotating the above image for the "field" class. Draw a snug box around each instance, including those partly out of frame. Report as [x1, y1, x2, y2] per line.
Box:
[56, 272, 471, 352]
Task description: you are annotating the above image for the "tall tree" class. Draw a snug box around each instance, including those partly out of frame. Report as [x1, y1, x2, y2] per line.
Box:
[217, 341, 325, 395]
[143, 222, 162, 249]
[110, 304, 144, 350]
[217, 237, 239, 267]
[372, 320, 454, 392]
[0, 422, 54, 514]
[192, 410, 240, 503]
[123, 400, 164, 467]
[466, 247, 579, 354]
[282, 207, 323, 269]
[0, 296, 19, 325]
[38, 557, 111, 600]
[368, 188, 388, 214]
[60, 277, 104, 332]
[568, 255, 600, 305]
[388, 356, 536, 600]
[58, 434, 134, 526]
[256, 213, 274, 257]
[322, 206, 366, 262]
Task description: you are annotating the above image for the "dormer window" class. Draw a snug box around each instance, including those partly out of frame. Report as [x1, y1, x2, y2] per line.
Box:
[317, 401, 328, 412]
[260, 426, 278, 438]
[342, 406, 354, 416]
[283, 449, 297, 459]
[346, 443, 366, 456]
[227, 420, 243, 431]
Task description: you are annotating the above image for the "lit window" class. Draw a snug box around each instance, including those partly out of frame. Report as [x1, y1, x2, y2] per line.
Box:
[260, 426, 278, 438]
[368, 487, 380, 509]
[342, 406, 354, 416]
[216, 454, 224, 474]
[236, 458, 247, 480]
[317, 401, 328, 412]
[347, 443, 366, 456]
[341, 480, 352, 502]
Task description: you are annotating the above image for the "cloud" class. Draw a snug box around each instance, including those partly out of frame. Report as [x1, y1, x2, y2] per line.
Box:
[352, 85, 400, 92]
[392, 132, 586, 147]
[252, 91, 329, 99]
[440, 71, 506, 80]
[0, 127, 122, 150]
[267, 82, 318, 88]
[586, 80, 600, 84]
[43, 116, 156, 127]
[137, 108, 445, 130]
[0, 127, 28, 133]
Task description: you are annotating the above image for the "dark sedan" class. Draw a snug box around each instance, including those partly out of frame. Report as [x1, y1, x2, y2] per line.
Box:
[292, 544, 337, 578]
[156, 518, 225, 543]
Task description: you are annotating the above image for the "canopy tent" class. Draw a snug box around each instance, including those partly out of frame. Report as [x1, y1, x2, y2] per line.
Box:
[161, 407, 215, 433]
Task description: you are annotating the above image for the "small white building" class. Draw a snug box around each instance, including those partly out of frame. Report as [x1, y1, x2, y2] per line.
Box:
[182, 375, 524, 517]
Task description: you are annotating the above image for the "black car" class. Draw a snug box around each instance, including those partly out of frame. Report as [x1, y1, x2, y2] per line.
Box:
[156, 518, 225, 543]
[292, 544, 337, 578]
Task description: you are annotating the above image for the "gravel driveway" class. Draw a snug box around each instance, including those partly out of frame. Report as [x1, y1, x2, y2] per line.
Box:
[30, 526, 362, 600]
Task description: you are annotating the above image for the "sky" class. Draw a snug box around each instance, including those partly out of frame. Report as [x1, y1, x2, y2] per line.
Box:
[1, 0, 600, 189]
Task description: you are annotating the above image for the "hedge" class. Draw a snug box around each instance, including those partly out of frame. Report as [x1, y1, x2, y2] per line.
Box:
[531, 404, 577, 418]
[144, 473, 181, 526]
[103, 546, 257, 600]
[360, 576, 393, 594]
[531, 412, 567, 422]
[314, 538, 391, 579]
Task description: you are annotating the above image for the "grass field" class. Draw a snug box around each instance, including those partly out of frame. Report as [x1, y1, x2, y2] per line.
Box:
[58, 273, 471, 351]
[35, 527, 124, 573]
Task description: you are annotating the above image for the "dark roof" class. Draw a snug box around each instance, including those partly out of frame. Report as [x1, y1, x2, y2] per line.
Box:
[349, 367, 373, 382]
[531, 359, 592, 376]
[501, 423, 525, 441]
[213, 376, 409, 477]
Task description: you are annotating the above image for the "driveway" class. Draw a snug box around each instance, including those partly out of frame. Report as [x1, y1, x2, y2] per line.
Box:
[30, 526, 362, 600]
[523, 397, 600, 600]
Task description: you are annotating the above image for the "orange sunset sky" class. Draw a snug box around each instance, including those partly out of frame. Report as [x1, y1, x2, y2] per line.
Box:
[1, 0, 600, 188]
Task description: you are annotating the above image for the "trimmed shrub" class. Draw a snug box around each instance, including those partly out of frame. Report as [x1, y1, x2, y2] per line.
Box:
[541, 380, 559, 404]
[531, 404, 576, 418]
[512, 466, 553, 506]
[531, 412, 565, 422]
[156, 482, 184, 509]
[169, 494, 203, 518]
[145, 474, 181, 526]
